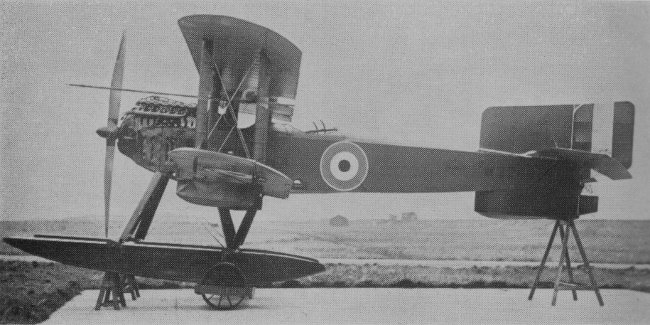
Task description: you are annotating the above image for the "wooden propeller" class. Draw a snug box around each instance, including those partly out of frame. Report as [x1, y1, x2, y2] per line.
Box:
[102, 31, 126, 238]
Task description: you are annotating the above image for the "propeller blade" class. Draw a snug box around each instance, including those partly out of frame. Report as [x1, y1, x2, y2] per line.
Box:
[104, 143, 115, 237]
[108, 31, 126, 128]
[104, 31, 126, 238]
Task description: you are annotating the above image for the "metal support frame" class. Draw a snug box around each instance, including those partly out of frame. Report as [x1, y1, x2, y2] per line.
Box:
[528, 219, 604, 306]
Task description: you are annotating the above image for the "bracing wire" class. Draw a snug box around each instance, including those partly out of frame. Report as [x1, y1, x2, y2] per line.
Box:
[217, 126, 237, 153]
[200, 217, 225, 248]
[211, 52, 261, 159]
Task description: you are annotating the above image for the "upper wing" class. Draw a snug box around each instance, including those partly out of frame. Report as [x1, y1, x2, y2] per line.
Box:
[178, 15, 301, 123]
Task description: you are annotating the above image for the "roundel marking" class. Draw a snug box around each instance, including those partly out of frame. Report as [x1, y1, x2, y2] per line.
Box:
[320, 141, 369, 191]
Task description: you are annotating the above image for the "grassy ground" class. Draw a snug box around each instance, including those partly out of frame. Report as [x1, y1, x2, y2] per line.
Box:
[2, 219, 650, 263]
[2, 260, 649, 324]
[305, 263, 650, 292]
[0, 261, 86, 324]
[0, 260, 197, 324]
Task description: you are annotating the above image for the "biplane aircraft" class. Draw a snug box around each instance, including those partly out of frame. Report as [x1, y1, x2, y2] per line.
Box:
[4, 15, 635, 309]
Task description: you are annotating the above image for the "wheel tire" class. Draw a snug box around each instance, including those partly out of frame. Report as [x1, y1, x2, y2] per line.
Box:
[200, 262, 247, 310]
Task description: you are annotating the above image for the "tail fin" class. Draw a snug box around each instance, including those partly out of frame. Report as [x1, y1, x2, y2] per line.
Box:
[476, 102, 634, 219]
[479, 101, 635, 169]
[612, 102, 634, 168]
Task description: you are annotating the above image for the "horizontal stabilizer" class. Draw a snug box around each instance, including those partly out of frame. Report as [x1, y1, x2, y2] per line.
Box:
[531, 148, 631, 180]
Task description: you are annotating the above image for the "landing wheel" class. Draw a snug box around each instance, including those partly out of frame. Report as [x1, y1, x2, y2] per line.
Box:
[198, 262, 247, 310]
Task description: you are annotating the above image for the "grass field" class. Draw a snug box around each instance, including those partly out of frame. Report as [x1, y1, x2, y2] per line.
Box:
[2, 219, 649, 263]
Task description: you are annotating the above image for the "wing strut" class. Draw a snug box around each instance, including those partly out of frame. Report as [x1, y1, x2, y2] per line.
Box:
[252, 50, 271, 163]
[195, 39, 214, 149]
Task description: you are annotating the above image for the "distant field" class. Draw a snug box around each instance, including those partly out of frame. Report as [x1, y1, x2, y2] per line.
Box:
[2, 219, 649, 264]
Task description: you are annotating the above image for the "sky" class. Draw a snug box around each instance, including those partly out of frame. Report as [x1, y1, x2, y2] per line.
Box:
[1, 1, 649, 226]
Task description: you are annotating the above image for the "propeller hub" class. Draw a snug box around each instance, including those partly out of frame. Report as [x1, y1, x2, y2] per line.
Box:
[96, 125, 120, 140]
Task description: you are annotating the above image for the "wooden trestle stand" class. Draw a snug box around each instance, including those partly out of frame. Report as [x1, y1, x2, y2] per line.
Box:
[95, 273, 141, 310]
[528, 219, 604, 306]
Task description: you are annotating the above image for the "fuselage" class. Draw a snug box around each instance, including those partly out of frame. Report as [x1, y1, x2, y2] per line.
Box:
[116, 96, 563, 196]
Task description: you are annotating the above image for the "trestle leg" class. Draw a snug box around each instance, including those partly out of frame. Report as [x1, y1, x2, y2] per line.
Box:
[123, 274, 141, 300]
[529, 219, 604, 306]
[94, 273, 142, 310]
[529, 221, 559, 300]
[551, 223, 570, 306]
[95, 273, 125, 310]
[569, 220, 604, 306]
[559, 226, 578, 301]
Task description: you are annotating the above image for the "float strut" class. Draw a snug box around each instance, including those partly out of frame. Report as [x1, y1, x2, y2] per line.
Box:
[218, 208, 258, 249]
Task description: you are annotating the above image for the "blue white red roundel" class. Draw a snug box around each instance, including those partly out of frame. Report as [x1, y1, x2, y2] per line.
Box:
[320, 141, 369, 191]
